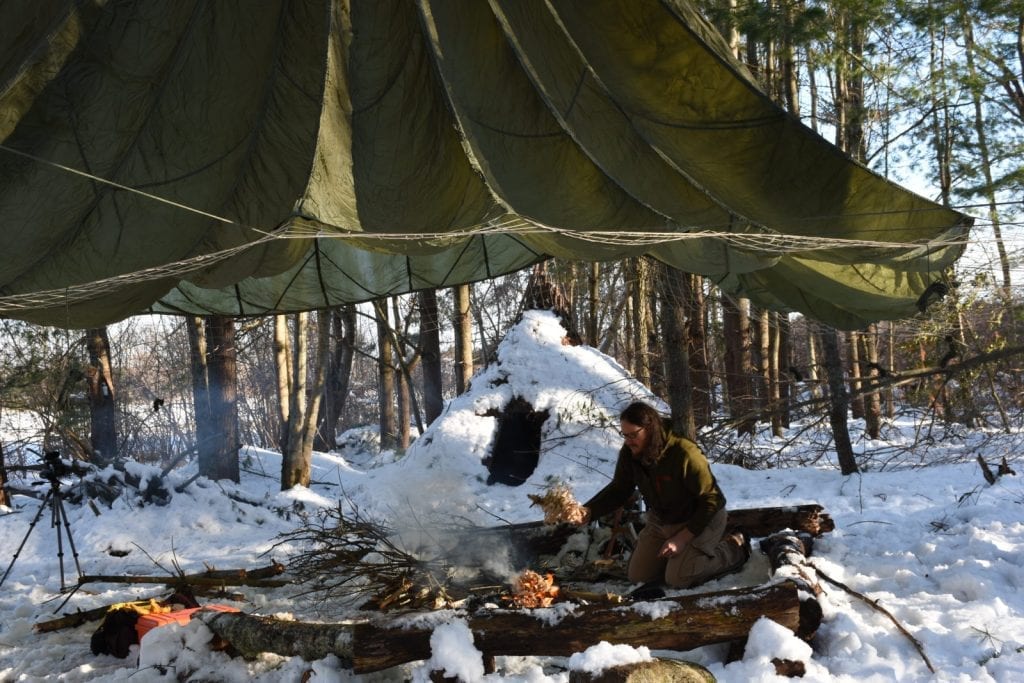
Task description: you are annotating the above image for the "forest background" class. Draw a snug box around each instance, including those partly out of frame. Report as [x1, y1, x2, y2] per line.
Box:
[1, 0, 1023, 494]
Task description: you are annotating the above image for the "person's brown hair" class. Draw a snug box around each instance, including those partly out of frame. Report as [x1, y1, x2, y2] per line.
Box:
[620, 401, 665, 465]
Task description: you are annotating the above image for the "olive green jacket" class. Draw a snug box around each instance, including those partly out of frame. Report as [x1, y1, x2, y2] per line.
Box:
[583, 424, 726, 536]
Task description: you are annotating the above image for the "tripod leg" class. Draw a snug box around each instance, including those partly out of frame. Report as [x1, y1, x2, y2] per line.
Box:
[49, 492, 67, 592]
[52, 491, 84, 590]
[0, 490, 53, 590]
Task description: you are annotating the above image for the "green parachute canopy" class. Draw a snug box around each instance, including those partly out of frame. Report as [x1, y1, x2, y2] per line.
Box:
[0, 0, 970, 329]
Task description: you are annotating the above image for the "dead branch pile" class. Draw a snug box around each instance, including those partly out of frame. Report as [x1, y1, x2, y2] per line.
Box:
[271, 502, 459, 610]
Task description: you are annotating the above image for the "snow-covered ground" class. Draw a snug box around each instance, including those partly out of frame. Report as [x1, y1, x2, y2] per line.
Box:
[1, 310, 1022, 682]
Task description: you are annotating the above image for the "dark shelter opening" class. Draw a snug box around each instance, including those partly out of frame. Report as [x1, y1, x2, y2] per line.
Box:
[484, 397, 549, 486]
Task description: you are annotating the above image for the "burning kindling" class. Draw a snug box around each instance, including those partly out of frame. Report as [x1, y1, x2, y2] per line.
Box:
[527, 481, 586, 525]
[507, 569, 560, 608]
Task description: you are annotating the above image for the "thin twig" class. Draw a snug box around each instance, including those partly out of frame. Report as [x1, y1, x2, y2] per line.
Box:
[812, 564, 936, 674]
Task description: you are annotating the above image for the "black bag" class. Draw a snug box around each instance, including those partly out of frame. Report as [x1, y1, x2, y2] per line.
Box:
[89, 608, 141, 658]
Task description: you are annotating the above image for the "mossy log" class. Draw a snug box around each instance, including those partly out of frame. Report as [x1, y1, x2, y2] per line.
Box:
[567, 657, 715, 682]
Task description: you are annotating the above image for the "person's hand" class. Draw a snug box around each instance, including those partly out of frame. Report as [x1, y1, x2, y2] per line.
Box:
[658, 528, 695, 558]
[576, 506, 592, 526]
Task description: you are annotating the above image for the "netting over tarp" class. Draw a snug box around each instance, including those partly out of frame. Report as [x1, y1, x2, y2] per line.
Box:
[0, 0, 970, 329]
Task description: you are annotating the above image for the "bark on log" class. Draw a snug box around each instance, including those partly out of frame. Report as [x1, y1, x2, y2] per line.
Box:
[198, 612, 357, 666]
[568, 658, 714, 682]
[726, 504, 834, 538]
[199, 581, 800, 674]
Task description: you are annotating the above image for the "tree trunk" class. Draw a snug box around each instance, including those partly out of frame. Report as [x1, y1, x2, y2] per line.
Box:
[768, 313, 783, 437]
[314, 305, 356, 452]
[199, 581, 801, 674]
[757, 309, 771, 410]
[273, 315, 291, 452]
[375, 301, 399, 451]
[202, 315, 240, 482]
[630, 258, 652, 388]
[806, 326, 821, 400]
[281, 313, 330, 489]
[85, 326, 117, 466]
[660, 265, 696, 439]
[962, 12, 1012, 294]
[847, 331, 865, 420]
[397, 367, 412, 450]
[0, 422, 8, 507]
[587, 262, 600, 346]
[419, 290, 444, 425]
[453, 284, 473, 394]
[883, 322, 894, 417]
[722, 296, 756, 435]
[819, 327, 858, 474]
[778, 313, 792, 428]
[860, 325, 882, 439]
[685, 274, 712, 426]
[186, 316, 212, 465]
[281, 312, 308, 483]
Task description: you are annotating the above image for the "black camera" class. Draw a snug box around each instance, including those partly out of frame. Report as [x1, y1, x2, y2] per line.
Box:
[39, 450, 71, 480]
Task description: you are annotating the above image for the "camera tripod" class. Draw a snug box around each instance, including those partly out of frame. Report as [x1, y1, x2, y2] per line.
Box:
[0, 463, 84, 593]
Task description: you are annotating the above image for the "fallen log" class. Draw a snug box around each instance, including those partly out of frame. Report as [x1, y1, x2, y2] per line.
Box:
[758, 531, 823, 641]
[79, 562, 289, 589]
[79, 574, 288, 588]
[726, 504, 834, 538]
[34, 591, 170, 633]
[482, 503, 834, 565]
[199, 580, 801, 674]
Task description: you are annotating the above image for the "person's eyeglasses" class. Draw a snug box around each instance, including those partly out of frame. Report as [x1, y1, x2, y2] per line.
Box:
[619, 427, 644, 440]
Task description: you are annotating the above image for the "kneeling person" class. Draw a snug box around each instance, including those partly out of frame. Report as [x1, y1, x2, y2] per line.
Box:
[580, 401, 748, 589]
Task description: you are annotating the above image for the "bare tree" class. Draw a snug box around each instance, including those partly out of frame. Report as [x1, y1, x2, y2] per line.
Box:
[453, 284, 473, 394]
[85, 326, 117, 466]
[419, 290, 444, 426]
[314, 305, 357, 451]
[188, 315, 240, 482]
[280, 312, 330, 489]
[375, 300, 399, 451]
[722, 295, 756, 435]
[660, 264, 696, 439]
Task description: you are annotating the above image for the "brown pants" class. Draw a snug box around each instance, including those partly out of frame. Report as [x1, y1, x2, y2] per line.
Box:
[627, 508, 744, 588]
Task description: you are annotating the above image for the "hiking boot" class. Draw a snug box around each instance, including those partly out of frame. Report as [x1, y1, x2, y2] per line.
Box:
[628, 580, 666, 601]
[720, 529, 751, 576]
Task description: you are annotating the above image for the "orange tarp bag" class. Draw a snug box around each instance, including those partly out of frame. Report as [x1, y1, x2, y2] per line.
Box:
[135, 604, 239, 642]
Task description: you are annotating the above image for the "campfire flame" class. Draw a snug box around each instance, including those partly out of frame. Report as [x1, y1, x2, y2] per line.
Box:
[527, 482, 586, 525]
[508, 569, 560, 608]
